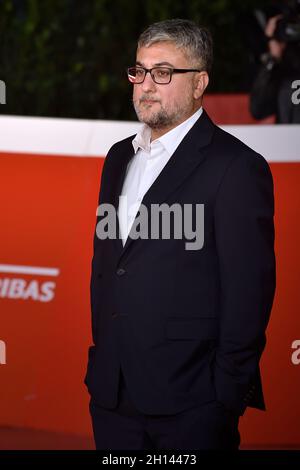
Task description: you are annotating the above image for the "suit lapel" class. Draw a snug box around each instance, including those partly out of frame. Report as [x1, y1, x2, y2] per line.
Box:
[111, 110, 216, 262]
[107, 142, 135, 256]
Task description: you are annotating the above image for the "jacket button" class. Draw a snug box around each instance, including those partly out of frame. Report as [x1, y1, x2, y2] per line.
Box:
[116, 268, 126, 276]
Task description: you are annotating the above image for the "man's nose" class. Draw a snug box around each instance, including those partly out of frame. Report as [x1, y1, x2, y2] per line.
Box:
[141, 71, 156, 92]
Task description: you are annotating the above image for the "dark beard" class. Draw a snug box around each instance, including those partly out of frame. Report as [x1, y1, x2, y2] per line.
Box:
[134, 104, 178, 129]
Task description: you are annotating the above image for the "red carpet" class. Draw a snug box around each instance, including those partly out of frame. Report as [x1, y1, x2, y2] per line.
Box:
[0, 427, 94, 450]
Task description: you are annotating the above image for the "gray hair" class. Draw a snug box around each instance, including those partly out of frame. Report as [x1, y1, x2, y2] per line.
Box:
[137, 19, 213, 74]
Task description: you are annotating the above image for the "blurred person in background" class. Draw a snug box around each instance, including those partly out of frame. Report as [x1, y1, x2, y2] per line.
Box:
[250, 0, 300, 123]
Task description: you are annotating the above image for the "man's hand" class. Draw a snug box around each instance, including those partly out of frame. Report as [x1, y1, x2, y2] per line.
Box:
[265, 14, 286, 60]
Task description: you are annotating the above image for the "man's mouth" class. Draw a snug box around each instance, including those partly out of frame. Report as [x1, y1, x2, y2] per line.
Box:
[140, 99, 159, 105]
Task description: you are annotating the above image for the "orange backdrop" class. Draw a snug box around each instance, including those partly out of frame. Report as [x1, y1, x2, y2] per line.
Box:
[0, 152, 299, 447]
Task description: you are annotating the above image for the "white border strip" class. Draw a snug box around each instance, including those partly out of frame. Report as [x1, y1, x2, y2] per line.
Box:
[222, 125, 300, 163]
[0, 264, 60, 276]
[0, 115, 141, 158]
[0, 114, 299, 162]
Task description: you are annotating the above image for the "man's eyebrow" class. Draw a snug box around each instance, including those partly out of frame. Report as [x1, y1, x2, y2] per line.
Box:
[135, 61, 175, 67]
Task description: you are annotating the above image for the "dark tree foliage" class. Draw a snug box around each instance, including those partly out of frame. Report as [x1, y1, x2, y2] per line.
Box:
[0, 0, 272, 119]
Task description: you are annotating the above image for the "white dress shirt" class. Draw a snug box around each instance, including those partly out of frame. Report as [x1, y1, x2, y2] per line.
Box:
[118, 107, 203, 246]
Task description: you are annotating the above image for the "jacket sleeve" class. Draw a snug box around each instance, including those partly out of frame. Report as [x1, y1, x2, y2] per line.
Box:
[249, 61, 280, 120]
[92, 143, 117, 253]
[89, 144, 117, 344]
[213, 151, 276, 415]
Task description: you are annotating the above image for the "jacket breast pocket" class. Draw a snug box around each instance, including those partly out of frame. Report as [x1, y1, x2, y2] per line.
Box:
[165, 317, 219, 341]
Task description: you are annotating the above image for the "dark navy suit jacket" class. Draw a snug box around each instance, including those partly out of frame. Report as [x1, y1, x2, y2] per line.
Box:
[84, 109, 276, 416]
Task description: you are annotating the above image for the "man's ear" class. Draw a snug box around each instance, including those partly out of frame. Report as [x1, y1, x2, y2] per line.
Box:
[193, 71, 209, 100]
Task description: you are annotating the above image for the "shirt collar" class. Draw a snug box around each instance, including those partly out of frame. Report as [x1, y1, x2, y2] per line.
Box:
[132, 107, 203, 157]
[132, 124, 152, 154]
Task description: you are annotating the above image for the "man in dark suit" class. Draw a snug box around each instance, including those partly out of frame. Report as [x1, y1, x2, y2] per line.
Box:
[84, 19, 276, 450]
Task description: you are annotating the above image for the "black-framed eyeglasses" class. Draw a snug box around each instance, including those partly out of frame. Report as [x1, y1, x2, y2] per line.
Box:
[127, 66, 201, 84]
